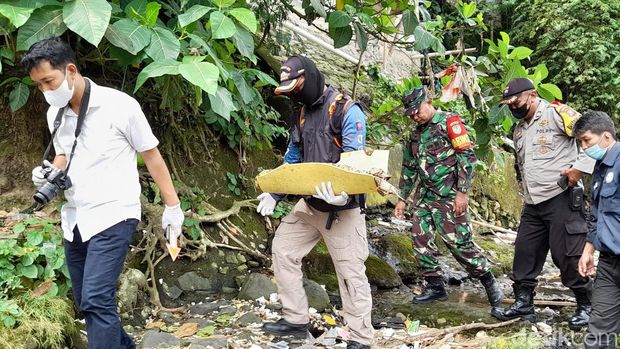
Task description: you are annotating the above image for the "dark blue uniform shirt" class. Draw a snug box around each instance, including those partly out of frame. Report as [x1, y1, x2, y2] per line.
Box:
[589, 142, 620, 255]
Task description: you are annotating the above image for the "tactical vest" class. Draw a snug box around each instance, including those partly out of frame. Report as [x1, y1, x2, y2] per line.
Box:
[290, 86, 361, 212]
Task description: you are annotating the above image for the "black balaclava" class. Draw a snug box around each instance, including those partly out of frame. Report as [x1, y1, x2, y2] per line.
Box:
[296, 56, 325, 107]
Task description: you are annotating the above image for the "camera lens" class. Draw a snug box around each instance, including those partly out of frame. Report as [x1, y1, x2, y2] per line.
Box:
[33, 182, 59, 204]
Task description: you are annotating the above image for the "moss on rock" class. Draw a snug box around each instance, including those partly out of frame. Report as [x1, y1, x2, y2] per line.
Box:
[365, 255, 402, 288]
[382, 233, 419, 280]
[476, 236, 515, 275]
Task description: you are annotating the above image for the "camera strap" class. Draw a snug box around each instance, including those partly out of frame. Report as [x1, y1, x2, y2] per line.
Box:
[42, 79, 91, 175]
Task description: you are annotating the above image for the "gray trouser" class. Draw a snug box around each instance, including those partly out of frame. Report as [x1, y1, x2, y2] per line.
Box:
[272, 199, 373, 346]
[585, 254, 620, 349]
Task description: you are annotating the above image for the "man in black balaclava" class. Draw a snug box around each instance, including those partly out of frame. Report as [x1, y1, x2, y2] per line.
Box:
[256, 56, 372, 349]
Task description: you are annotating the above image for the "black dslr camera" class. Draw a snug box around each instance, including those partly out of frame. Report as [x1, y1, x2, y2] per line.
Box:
[33, 165, 72, 205]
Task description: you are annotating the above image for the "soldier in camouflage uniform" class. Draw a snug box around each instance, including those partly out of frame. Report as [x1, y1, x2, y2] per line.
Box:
[394, 87, 504, 307]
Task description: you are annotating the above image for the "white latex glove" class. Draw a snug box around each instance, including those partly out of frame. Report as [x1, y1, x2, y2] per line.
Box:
[313, 182, 349, 206]
[162, 203, 184, 239]
[256, 193, 277, 216]
[31, 160, 54, 187]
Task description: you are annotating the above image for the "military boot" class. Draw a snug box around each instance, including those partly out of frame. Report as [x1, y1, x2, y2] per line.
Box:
[569, 287, 591, 331]
[413, 276, 448, 304]
[490, 283, 536, 321]
[262, 318, 309, 338]
[479, 272, 504, 307]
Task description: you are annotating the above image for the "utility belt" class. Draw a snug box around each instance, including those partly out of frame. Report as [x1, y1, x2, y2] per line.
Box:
[303, 194, 366, 230]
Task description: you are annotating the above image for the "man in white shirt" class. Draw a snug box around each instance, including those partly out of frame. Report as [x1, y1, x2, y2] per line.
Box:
[22, 37, 184, 349]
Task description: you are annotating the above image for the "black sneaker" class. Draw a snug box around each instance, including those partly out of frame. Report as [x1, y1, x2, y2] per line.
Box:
[262, 318, 309, 338]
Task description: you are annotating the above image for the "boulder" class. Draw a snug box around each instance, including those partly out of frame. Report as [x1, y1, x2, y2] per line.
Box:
[237, 273, 277, 301]
[303, 279, 330, 311]
[139, 330, 180, 348]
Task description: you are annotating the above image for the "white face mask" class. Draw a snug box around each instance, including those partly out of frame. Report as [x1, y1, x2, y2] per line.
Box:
[43, 68, 75, 108]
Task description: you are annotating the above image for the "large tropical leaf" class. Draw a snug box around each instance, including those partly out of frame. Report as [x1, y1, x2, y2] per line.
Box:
[16, 8, 67, 51]
[210, 11, 236, 39]
[208, 85, 237, 120]
[328, 23, 352, 49]
[134, 59, 181, 92]
[228, 8, 257, 33]
[145, 26, 180, 61]
[187, 33, 230, 80]
[178, 4, 212, 28]
[231, 25, 255, 63]
[232, 71, 254, 104]
[9, 82, 29, 112]
[178, 60, 219, 95]
[0, 2, 35, 28]
[108, 18, 150, 55]
[63, 0, 111, 46]
[210, 0, 235, 8]
[401, 9, 418, 35]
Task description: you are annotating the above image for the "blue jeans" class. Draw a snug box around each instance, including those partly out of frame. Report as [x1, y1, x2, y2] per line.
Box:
[65, 219, 139, 349]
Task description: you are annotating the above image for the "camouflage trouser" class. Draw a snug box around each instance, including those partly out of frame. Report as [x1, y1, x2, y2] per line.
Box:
[410, 198, 490, 278]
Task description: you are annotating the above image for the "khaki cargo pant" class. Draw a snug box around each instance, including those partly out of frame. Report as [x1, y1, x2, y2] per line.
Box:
[272, 199, 373, 345]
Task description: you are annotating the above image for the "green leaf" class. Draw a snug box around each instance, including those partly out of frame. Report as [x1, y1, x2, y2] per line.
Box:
[21, 255, 34, 267]
[104, 24, 135, 54]
[461, 2, 476, 18]
[145, 27, 180, 61]
[229, 8, 257, 33]
[509, 46, 533, 60]
[309, 0, 326, 18]
[530, 64, 548, 85]
[210, 11, 236, 39]
[0, 3, 34, 28]
[329, 23, 352, 49]
[63, 0, 112, 46]
[108, 18, 150, 55]
[9, 82, 29, 112]
[144, 1, 160, 28]
[208, 85, 237, 120]
[16, 8, 67, 51]
[188, 34, 231, 80]
[353, 22, 367, 51]
[241, 68, 278, 87]
[134, 59, 180, 92]
[328, 10, 351, 28]
[18, 264, 38, 278]
[539, 83, 563, 100]
[231, 25, 255, 63]
[197, 325, 216, 337]
[12, 223, 26, 234]
[178, 4, 212, 28]
[125, 0, 147, 16]
[413, 25, 438, 51]
[401, 9, 418, 35]
[179, 60, 219, 95]
[232, 71, 254, 104]
[210, 0, 235, 8]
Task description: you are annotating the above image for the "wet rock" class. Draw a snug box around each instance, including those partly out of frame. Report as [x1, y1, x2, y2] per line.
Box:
[303, 278, 330, 311]
[190, 300, 228, 315]
[237, 312, 263, 326]
[218, 305, 237, 315]
[237, 273, 277, 301]
[162, 282, 183, 300]
[186, 337, 229, 348]
[139, 330, 181, 348]
[178, 271, 212, 292]
[118, 268, 147, 314]
[366, 255, 402, 289]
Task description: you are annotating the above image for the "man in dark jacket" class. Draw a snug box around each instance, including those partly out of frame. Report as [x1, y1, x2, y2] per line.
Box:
[256, 56, 372, 349]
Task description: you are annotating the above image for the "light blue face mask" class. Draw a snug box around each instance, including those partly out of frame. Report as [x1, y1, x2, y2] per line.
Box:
[585, 136, 608, 160]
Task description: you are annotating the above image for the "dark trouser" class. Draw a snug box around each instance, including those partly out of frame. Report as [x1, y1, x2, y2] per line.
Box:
[512, 190, 589, 290]
[585, 254, 620, 349]
[65, 219, 138, 349]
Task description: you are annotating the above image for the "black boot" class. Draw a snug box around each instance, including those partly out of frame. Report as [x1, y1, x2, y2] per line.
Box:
[347, 341, 371, 349]
[262, 318, 308, 338]
[480, 272, 504, 307]
[413, 276, 448, 304]
[569, 287, 591, 331]
[491, 283, 536, 321]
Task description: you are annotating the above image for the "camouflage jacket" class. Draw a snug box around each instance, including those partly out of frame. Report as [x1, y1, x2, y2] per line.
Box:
[399, 111, 477, 202]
